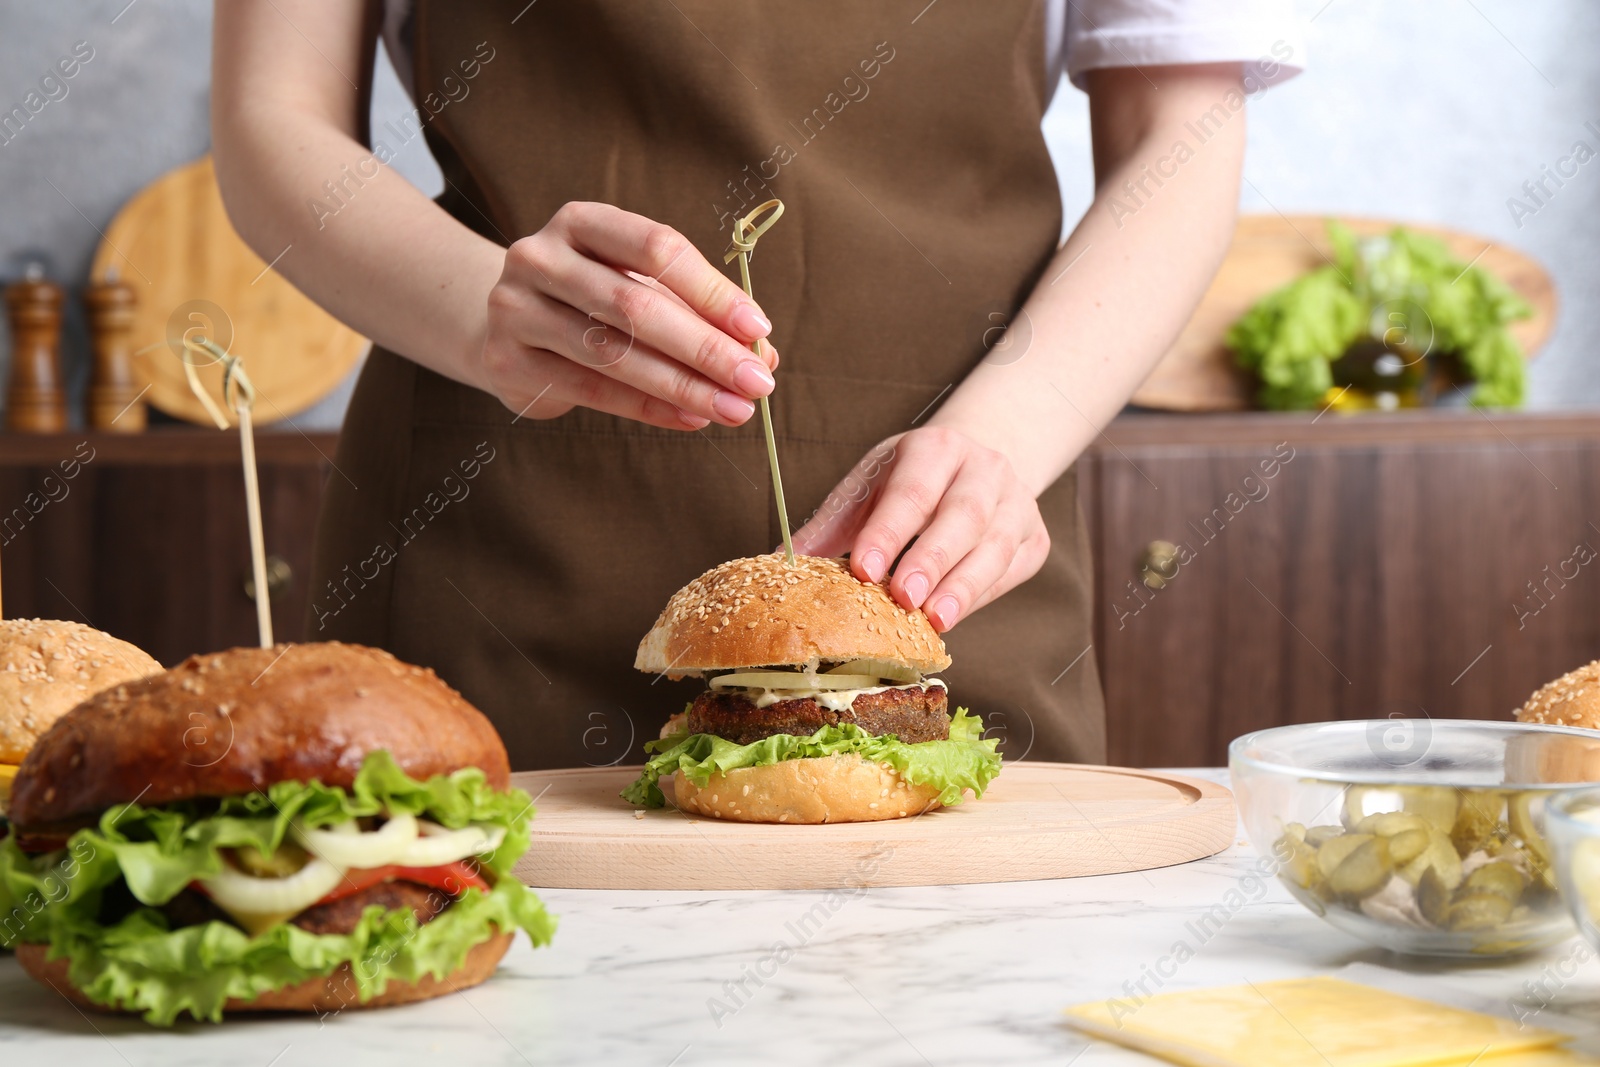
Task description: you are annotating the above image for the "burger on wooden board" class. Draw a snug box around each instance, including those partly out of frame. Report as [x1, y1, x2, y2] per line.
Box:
[0, 619, 162, 817]
[0, 642, 555, 1025]
[624, 554, 1002, 822]
[1517, 661, 1600, 730]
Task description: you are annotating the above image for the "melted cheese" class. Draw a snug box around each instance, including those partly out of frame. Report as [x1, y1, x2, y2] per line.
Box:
[738, 679, 945, 711]
[0, 763, 17, 814]
[1064, 977, 1569, 1067]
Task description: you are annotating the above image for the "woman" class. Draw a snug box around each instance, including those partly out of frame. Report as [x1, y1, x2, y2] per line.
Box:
[212, 1, 1299, 769]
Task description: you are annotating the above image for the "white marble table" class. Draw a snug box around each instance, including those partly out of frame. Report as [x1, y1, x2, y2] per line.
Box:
[4, 770, 1599, 1066]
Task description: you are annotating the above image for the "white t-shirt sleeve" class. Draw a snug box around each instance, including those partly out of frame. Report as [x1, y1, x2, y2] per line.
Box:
[1054, 0, 1305, 93]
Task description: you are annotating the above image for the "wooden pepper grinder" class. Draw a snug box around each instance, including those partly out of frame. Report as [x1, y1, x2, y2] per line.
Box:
[86, 267, 146, 431]
[5, 263, 68, 433]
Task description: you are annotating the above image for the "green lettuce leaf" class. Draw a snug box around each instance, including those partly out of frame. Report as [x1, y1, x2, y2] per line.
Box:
[1227, 219, 1531, 410]
[0, 751, 555, 1024]
[1227, 265, 1366, 409]
[44, 878, 553, 1025]
[622, 707, 1002, 809]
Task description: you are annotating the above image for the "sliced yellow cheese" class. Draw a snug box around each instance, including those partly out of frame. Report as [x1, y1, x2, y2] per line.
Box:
[0, 762, 17, 814]
[1064, 977, 1569, 1067]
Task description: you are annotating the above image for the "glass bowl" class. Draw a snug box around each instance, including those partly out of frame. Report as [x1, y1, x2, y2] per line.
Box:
[1230, 719, 1600, 958]
[1545, 788, 1600, 950]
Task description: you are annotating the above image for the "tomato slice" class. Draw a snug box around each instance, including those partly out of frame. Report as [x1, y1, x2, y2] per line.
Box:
[315, 860, 490, 906]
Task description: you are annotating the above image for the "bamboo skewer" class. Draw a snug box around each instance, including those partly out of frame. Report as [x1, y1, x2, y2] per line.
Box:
[236, 401, 272, 647]
[724, 199, 794, 565]
[182, 336, 273, 648]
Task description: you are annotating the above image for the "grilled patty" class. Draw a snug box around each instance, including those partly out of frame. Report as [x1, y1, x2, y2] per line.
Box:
[687, 684, 949, 745]
[158, 879, 452, 937]
[291, 880, 451, 935]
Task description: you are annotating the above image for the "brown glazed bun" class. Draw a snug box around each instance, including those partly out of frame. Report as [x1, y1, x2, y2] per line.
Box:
[674, 754, 944, 824]
[0, 618, 161, 765]
[16, 933, 514, 1016]
[9, 642, 509, 834]
[1518, 661, 1600, 730]
[635, 553, 951, 677]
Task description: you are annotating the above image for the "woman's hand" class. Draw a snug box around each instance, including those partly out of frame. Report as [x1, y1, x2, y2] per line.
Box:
[475, 201, 779, 430]
[790, 427, 1050, 632]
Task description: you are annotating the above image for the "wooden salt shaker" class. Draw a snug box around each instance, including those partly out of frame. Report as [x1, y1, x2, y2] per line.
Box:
[86, 267, 146, 431]
[5, 264, 67, 433]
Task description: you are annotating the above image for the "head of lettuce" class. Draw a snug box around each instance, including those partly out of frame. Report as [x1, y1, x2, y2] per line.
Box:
[1228, 219, 1532, 411]
[0, 643, 554, 1025]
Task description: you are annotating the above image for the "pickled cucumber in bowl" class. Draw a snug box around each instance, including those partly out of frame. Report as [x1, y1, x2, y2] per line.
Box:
[1274, 783, 1562, 953]
[1545, 790, 1600, 945]
[1233, 719, 1600, 958]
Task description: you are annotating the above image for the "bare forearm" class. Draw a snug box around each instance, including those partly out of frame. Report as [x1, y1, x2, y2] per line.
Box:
[930, 65, 1246, 495]
[212, 4, 501, 390]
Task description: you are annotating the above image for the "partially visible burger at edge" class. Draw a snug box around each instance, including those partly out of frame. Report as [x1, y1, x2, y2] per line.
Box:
[0, 619, 162, 819]
[623, 554, 1002, 822]
[0, 642, 555, 1025]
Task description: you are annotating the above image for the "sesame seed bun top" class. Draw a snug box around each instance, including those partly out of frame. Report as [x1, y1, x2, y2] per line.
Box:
[0, 618, 161, 765]
[1517, 661, 1600, 730]
[634, 554, 951, 678]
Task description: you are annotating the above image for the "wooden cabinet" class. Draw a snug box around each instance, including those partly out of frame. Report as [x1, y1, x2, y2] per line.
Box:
[0, 431, 333, 665]
[3, 411, 1597, 768]
[1081, 412, 1600, 767]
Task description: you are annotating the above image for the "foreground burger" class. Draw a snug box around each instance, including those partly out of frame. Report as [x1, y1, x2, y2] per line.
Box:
[0, 618, 161, 815]
[0, 642, 555, 1024]
[624, 554, 1001, 822]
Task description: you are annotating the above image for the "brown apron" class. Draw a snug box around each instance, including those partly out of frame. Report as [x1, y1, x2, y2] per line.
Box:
[309, 0, 1106, 770]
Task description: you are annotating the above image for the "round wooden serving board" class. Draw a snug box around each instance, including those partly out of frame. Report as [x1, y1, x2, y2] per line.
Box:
[509, 763, 1235, 890]
[90, 154, 368, 426]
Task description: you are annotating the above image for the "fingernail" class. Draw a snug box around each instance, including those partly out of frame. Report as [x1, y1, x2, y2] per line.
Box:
[859, 549, 886, 583]
[733, 359, 774, 397]
[730, 302, 772, 340]
[712, 390, 756, 423]
[928, 595, 960, 630]
[676, 407, 710, 429]
[903, 571, 929, 607]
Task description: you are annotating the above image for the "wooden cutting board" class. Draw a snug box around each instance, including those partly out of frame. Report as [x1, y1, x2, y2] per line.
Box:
[509, 763, 1234, 890]
[89, 154, 368, 426]
[1131, 215, 1558, 411]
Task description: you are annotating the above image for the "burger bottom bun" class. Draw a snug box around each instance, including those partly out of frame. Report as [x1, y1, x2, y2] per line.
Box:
[673, 753, 946, 823]
[17, 931, 512, 1018]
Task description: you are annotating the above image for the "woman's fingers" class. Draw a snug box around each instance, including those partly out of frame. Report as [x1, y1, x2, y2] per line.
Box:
[967, 526, 1052, 616]
[551, 201, 773, 344]
[827, 427, 1045, 631]
[515, 236, 774, 409]
[791, 443, 899, 558]
[886, 455, 1003, 611]
[532, 291, 757, 425]
[847, 429, 964, 595]
[922, 501, 1049, 632]
[499, 345, 711, 431]
[483, 202, 786, 430]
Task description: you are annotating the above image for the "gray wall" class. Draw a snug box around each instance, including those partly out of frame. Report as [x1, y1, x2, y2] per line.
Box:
[0, 0, 1594, 430]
